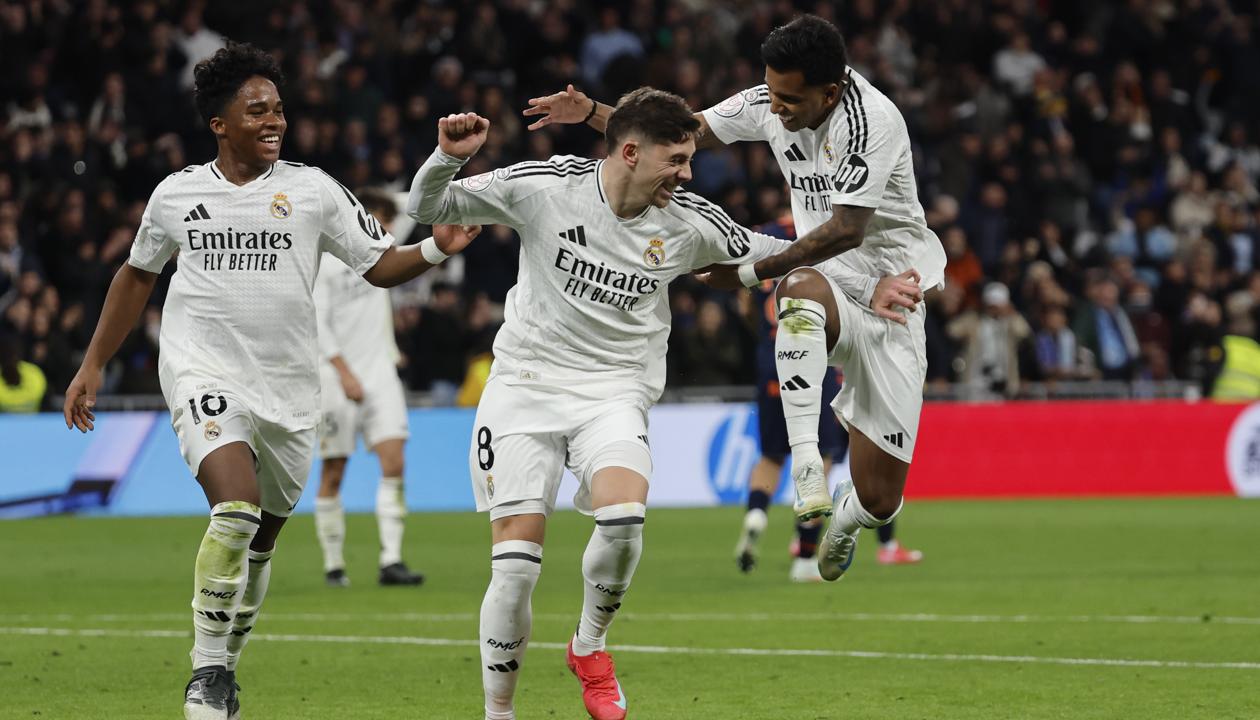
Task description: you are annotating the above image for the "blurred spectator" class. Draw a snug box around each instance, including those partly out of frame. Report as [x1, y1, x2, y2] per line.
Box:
[1034, 304, 1092, 381]
[0, 333, 46, 412]
[675, 299, 742, 387]
[1073, 272, 1140, 380]
[948, 282, 1032, 398]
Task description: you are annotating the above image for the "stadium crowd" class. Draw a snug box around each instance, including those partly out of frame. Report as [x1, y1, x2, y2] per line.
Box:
[2, 0, 1260, 410]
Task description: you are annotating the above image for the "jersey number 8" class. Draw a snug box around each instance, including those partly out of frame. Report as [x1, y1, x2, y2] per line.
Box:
[476, 426, 495, 471]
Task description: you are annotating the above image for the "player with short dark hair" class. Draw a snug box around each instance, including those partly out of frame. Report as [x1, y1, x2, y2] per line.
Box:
[63, 41, 477, 720]
[407, 87, 845, 720]
[525, 13, 931, 579]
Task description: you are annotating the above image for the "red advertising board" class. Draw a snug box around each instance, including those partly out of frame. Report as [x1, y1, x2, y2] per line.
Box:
[907, 401, 1256, 498]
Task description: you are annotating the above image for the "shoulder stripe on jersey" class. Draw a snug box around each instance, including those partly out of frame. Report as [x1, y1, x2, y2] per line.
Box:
[282, 161, 306, 167]
[852, 84, 868, 153]
[748, 100, 771, 106]
[841, 89, 857, 154]
[508, 157, 597, 175]
[505, 165, 598, 182]
[673, 192, 733, 236]
[260, 164, 275, 181]
[595, 161, 607, 203]
[208, 163, 222, 180]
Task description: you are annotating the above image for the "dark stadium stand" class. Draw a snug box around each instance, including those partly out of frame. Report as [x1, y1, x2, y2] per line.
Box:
[2, 1, 1259, 409]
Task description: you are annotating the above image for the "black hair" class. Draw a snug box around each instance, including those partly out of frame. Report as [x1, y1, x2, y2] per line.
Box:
[605, 87, 701, 149]
[760, 14, 849, 86]
[193, 41, 286, 124]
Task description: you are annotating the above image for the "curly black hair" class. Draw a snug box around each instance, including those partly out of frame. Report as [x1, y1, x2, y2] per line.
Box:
[760, 15, 848, 87]
[193, 41, 285, 123]
[606, 87, 700, 148]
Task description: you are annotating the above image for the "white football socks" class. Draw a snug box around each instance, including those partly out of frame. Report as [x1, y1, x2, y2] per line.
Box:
[226, 546, 273, 671]
[314, 496, 346, 572]
[775, 297, 828, 455]
[834, 490, 901, 535]
[572, 502, 646, 657]
[376, 476, 406, 567]
[480, 540, 542, 718]
[190, 501, 260, 669]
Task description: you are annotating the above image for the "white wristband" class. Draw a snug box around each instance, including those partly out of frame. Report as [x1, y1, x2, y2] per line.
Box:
[419, 236, 449, 264]
[737, 263, 760, 287]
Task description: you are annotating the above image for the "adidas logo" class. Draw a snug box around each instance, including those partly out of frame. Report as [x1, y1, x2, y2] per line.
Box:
[637, 434, 650, 447]
[883, 432, 905, 449]
[183, 203, 211, 222]
[784, 143, 807, 162]
[559, 225, 587, 246]
[781, 375, 811, 391]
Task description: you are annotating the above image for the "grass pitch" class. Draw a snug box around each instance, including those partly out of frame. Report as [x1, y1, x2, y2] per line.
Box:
[2, 498, 1258, 719]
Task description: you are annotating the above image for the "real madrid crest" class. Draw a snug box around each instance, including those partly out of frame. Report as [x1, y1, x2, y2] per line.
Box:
[204, 420, 221, 441]
[270, 192, 293, 219]
[643, 237, 665, 267]
[486, 474, 495, 499]
[823, 141, 836, 165]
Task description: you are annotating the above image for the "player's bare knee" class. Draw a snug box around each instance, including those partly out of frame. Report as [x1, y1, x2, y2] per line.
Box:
[774, 268, 840, 348]
[319, 458, 346, 495]
[251, 512, 287, 552]
[373, 439, 406, 477]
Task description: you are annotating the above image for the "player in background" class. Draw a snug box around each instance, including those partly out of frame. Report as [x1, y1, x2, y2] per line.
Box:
[62, 43, 476, 720]
[525, 14, 941, 580]
[407, 91, 844, 720]
[312, 189, 424, 588]
[738, 213, 921, 579]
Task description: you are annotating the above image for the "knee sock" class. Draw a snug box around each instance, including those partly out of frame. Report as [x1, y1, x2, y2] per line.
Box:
[190, 501, 260, 669]
[877, 519, 896, 546]
[480, 540, 543, 719]
[833, 490, 901, 536]
[572, 502, 646, 656]
[795, 520, 822, 559]
[314, 496, 346, 572]
[376, 476, 406, 567]
[775, 297, 828, 457]
[746, 489, 771, 513]
[226, 546, 273, 671]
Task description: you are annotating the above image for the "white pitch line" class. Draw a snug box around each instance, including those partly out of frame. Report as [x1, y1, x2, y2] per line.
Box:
[3, 627, 1259, 671]
[4, 611, 1260, 626]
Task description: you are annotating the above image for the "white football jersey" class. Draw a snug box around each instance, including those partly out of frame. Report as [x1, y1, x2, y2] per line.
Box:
[128, 161, 393, 430]
[702, 70, 946, 294]
[313, 249, 400, 380]
[408, 151, 824, 402]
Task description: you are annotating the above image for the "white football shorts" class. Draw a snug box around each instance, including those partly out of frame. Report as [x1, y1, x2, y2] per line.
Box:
[468, 371, 653, 520]
[169, 385, 316, 517]
[823, 274, 927, 463]
[317, 364, 409, 459]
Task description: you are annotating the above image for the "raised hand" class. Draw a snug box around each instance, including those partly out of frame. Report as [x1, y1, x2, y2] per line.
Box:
[871, 269, 923, 324]
[434, 224, 482, 256]
[63, 365, 102, 432]
[522, 84, 593, 131]
[438, 113, 490, 159]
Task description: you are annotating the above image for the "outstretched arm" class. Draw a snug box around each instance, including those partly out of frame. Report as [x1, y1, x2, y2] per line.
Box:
[64, 264, 158, 431]
[362, 224, 480, 288]
[522, 84, 721, 149]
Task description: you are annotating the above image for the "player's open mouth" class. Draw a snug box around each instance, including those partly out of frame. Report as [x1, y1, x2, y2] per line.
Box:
[259, 134, 281, 149]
